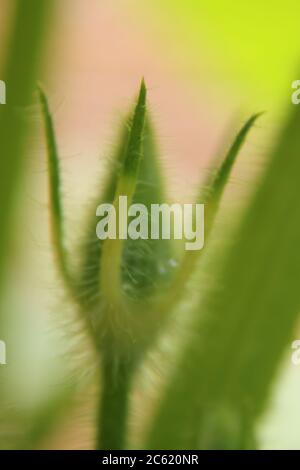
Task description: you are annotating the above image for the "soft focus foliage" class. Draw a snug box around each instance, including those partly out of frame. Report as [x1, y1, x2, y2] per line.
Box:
[1, 0, 300, 451]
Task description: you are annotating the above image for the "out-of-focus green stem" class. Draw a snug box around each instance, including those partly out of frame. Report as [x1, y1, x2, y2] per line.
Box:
[0, 0, 53, 290]
[96, 352, 132, 450]
[0, 0, 54, 450]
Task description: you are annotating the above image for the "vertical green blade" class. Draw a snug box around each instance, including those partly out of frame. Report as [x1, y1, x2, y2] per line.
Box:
[147, 104, 300, 449]
[38, 87, 76, 296]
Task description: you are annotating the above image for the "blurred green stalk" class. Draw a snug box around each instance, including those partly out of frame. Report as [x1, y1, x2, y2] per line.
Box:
[147, 101, 300, 449]
[0, 0, 54, 449]
[0, 0, 53, 291]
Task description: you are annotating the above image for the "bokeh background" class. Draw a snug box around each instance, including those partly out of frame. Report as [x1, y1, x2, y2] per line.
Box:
[1, 0, 300, 449]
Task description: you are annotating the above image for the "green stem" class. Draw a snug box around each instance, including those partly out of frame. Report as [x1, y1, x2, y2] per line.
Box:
[96, 353, 132, 450]
[0, 0, 53, 289]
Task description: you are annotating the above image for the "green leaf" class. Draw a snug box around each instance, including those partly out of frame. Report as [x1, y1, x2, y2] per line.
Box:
[122, 116, 172, 298]
[38, 87, 76, 299]
[79, 84, 172, 310]
[147, 106, 300, 449]
[154, 114, 261, 320]
[122, 78, 147, 178]
[202, 113, 263, 231]
[99, 79, 147, 304]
